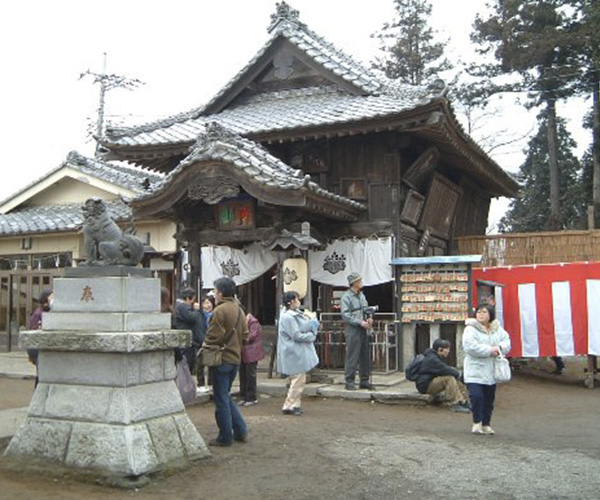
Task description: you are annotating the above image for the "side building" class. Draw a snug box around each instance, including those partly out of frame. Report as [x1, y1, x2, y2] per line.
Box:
[0, 151, 176, 350]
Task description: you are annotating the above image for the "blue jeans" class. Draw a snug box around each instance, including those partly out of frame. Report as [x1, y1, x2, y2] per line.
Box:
[467, 383, 496, 426]
[210, 363, 247, 444]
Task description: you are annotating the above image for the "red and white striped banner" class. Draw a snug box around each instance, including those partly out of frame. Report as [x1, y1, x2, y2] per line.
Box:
[473, 262, 600, 357]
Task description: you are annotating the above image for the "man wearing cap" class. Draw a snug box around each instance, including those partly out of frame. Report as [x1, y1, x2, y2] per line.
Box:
[341, 272, 373, 390]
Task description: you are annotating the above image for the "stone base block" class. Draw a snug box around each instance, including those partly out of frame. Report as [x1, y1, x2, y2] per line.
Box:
[4, 413, 209, 477]
[38, 350, 177, 386]
[19, 330, 190, 353]
[43, 312, 171, 332]
[29, 380, 184, 424]
[52, 276, 159, 313]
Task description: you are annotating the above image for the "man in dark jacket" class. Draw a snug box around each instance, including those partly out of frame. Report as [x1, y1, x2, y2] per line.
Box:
[204, 277, 249, 447]
[415, 339, 470, 413]
[173, 287, 206, 377]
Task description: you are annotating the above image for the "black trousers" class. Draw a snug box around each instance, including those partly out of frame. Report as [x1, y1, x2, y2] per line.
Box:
[239, 361, 258, 402]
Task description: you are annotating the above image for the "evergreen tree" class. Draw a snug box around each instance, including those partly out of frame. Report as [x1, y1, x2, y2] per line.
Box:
[499, 115, 583, 232]
[569, 0, 600, 223]
[472, 0, 580, 230]
[371, 0, 450, 85]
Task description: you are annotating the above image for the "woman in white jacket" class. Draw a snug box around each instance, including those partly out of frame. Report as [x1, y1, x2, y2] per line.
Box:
[462, 303, 511, 435]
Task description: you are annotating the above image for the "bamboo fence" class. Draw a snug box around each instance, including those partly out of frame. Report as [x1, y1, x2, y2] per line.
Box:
[457, 230, 600, 267]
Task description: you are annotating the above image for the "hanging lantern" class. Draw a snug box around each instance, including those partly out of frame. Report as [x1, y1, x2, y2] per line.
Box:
[283, 258, 308, 299]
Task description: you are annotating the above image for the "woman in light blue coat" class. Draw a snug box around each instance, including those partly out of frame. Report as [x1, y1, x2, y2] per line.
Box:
[463, 303, 511, 435]
[277, 291, 319, 416]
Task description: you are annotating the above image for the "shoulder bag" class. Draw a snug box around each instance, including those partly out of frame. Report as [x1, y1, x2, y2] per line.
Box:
[199, 307, 242, 367]
[494, 351, 512, 383]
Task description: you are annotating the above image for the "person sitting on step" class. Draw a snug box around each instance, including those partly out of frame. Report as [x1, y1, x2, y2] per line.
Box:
[415, 338, 471, 414]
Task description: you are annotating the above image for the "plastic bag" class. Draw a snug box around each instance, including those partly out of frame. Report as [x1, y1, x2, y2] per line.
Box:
[494, 353, 512, 383]
[176, 357, 196, 405]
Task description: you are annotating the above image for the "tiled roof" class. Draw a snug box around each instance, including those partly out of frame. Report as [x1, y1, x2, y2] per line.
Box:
[105, 85, 432, 147]
[143, 123, 365, 212]
[63, 151, 163, 194]
[103, 3, 434, 148]
[0, 151, 164, 210]
[0, 200, 131, 236]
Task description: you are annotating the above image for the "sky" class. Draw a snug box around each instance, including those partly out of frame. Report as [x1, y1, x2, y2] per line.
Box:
[0, 0, 591, 231]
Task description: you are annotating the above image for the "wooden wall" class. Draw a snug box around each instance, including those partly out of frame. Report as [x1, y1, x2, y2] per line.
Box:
[266, 131, 492, 253]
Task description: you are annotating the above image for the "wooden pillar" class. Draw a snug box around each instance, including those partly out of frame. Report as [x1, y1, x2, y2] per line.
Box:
[187, 241, 202, 298]
[301, 249, 313, 311]
[585, 355, 598, 389]
[269, 250, 287, 378]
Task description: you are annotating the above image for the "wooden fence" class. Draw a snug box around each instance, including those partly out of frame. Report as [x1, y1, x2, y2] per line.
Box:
[456, 230, 600, 267]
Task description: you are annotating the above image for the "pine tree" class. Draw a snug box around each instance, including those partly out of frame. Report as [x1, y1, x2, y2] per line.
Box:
[499, 115, 583, 232]
[472, 0, 581, 230]
[569, 0, 600, 224]
[371, 0, 450, 85]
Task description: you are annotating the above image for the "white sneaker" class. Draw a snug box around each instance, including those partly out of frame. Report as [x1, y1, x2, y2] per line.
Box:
[482, 425, 495, 435]
[197, 386, 212, 394]
[472, 422, 484, 434]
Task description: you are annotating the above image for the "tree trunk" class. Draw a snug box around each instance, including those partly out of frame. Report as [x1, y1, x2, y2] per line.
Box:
[546, 99, 561, 230]
[593, 81, 600, 226]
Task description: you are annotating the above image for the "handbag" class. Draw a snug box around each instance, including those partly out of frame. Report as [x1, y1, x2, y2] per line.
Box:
[175, 357, 196, 405]
[200, 344, 225, 367]
[199, 307, 242, 367]
[494, 352, 512, 383]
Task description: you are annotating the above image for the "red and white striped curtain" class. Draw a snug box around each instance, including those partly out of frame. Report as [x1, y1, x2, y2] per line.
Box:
[473, 262, 600, 357]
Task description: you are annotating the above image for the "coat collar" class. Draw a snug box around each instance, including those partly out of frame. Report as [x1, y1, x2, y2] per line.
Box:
[465, 317, 500, 333]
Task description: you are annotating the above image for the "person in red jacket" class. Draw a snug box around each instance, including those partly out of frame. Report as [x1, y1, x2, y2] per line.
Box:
[238, 313, 264, 406]
[27, 289, 54, 388]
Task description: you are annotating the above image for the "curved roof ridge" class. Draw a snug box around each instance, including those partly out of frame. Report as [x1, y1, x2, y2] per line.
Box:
[66, 151, 164, 193]
[139, 122, 364, 211]
[105, 2, 399, 141]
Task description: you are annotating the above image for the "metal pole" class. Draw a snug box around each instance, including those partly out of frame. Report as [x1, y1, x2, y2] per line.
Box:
[95, 53, 107, 159]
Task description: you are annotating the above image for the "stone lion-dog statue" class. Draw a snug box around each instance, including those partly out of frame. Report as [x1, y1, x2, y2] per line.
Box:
[81, 198, 145, 267]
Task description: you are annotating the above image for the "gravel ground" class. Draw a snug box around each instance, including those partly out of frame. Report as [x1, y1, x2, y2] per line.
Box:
[1, 373, 599, 499]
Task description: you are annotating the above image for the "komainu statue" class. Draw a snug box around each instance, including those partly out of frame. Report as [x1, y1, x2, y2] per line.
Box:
[80, 198, 145, 267]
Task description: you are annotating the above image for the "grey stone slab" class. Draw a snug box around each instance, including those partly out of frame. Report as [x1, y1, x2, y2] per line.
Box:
[65, 422, 158, 476]
[52, 277, 159, 313]
[20, 330, 190, 352]
[146, 415, 186, 464]
[64, 266, 153, 278]
[317, 386, 373, 400]
[4, 415, 207, 477]
[28, 383, 50, 416]
[29, 381, 184, 424]
[124, 313, 172, 331]
[303, 384, 327, 397]
[256, 380, 289, 396]
[126, 381, 185, 423]
[38, 351, 172, 386]
[172, 413, 210, 460]
[372, 389, 433, 405]
[4, 417, 72, 462]
[42, 312, 171, 332]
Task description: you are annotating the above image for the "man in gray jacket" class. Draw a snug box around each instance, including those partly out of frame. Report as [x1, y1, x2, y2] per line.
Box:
[341, 273, 373, 390]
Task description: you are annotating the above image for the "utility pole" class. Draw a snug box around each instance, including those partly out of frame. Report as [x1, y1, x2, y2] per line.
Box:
[80, 53, 144, 158]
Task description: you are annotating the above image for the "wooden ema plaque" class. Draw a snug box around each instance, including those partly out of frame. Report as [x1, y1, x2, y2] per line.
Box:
[400, 263, 470, 323]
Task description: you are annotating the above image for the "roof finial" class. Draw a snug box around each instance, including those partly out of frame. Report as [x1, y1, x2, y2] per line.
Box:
[268, 2, 303, 33]
[204, 121, 234, 141]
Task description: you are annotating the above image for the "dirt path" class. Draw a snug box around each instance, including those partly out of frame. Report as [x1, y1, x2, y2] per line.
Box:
[1, 374, 600, 499]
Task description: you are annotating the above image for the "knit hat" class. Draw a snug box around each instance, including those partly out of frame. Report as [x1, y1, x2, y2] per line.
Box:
[347, 272, 362, 286]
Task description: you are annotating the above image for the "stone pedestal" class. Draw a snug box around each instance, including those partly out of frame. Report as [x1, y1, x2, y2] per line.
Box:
[4, 269, 209, 477]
